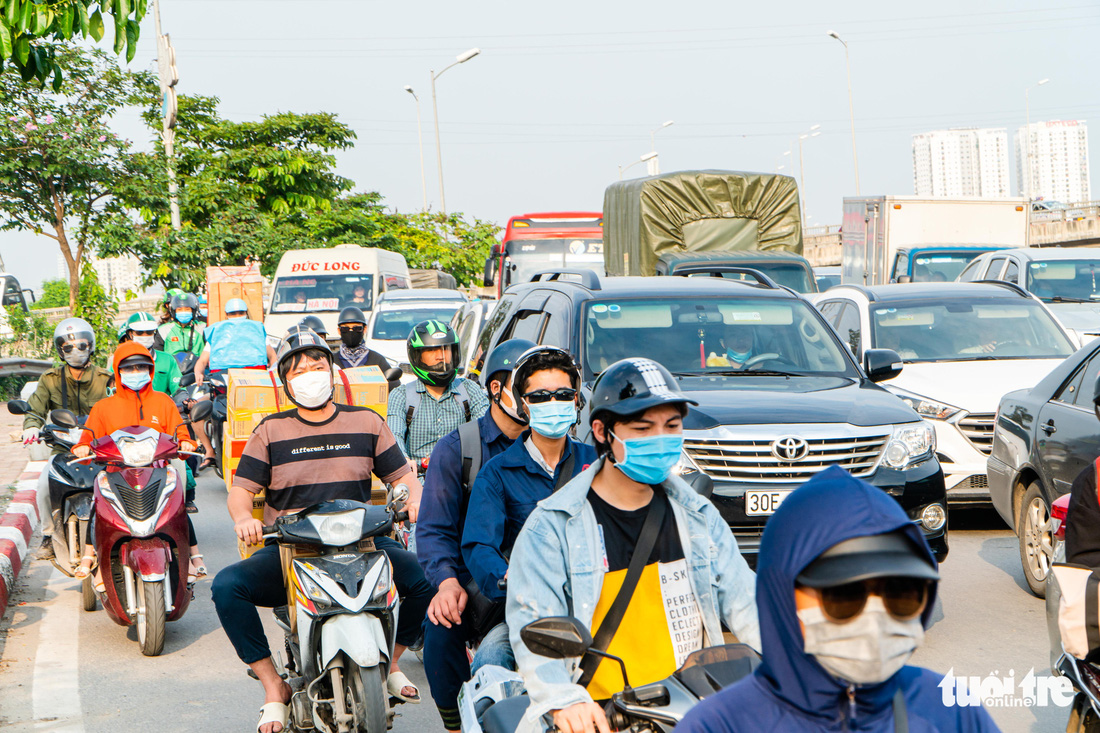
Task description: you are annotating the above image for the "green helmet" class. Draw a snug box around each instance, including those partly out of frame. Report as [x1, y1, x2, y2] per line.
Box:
[162, 287, 184, 306]
[118, 311, 159, 342]
[407, 320, 460, 388]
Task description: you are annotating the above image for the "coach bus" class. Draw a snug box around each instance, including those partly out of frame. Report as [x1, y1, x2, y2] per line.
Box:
[483, 212, 604, 296]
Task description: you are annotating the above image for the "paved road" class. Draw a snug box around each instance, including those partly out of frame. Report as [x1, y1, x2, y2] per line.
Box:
[0, 476, 1075, 732]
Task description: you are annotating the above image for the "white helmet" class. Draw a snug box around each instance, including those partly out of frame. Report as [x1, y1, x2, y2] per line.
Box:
[53, 317, 95, 368]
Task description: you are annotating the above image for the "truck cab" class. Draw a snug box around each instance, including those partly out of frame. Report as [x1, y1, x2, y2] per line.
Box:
[889, 245, 1009, 284]
[655, 251, 818, 293]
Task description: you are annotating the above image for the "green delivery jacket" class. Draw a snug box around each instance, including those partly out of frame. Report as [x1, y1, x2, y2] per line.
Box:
[24, 364, 114, 430]
[151, 350, 183, 395]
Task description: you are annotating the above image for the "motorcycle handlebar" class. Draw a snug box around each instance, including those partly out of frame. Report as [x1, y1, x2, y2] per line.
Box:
[393, 511, 409, 524]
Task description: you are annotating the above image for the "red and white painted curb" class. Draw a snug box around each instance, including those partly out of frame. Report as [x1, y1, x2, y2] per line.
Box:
[0, 460, 46, 614]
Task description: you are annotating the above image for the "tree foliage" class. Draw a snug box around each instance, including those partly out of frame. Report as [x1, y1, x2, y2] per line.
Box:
[0, 0, 145, 88]
[31, 278, 68, 309]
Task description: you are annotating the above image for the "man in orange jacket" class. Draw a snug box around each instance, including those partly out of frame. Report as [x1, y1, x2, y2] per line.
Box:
[73, 342, 205, 589]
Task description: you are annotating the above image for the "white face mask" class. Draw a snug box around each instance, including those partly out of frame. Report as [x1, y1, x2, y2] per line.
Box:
[797, 595, 924, 685]
[498, 385, 523, 422]
[289, 370, 333, 408]
[133, 334, 155, 349]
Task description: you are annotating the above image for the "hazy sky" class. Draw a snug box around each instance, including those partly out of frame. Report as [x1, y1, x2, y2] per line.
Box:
[3, 0, 1098, 291]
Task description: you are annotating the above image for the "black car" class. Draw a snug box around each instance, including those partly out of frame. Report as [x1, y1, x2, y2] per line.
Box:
[989, 338, 1100, 596]
[471, 269, 949, 561]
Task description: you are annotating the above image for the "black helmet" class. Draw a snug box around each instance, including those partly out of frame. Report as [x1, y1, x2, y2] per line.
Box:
[276, 326, 333, 388]
[338, 306, 367, 327]
[407, 320, 460, 388]
[482, 338, 537, 390]
[511, 345, 582, 423]
[119, 353, 155, 370]
[170, 293, 199, 313]
[298, 315, 327, 338]
[589, 358, 697, 425]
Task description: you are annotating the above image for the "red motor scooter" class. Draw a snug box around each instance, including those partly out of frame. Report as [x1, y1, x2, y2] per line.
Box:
[74, 403, 210, 656]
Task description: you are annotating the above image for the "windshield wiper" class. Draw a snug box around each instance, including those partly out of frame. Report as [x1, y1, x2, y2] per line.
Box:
[1048, 296, 1091, 303]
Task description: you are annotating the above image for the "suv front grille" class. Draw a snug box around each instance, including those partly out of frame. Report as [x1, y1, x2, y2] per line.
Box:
[684, 433, 889, 484]
[957, 413, 995, 456]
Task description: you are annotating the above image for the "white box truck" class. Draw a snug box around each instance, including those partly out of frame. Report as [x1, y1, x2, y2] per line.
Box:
[840, 196, 1028, 286]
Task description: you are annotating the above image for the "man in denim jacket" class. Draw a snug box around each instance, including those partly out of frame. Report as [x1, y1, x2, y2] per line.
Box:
[505, 358, 760, 733]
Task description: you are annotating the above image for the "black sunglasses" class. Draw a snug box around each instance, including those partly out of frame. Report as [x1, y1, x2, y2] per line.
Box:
[339, 326, 364, 333]
[61, 342, 91, 354]
[523, 388, 577, 404]
[818, 577, 931, 623]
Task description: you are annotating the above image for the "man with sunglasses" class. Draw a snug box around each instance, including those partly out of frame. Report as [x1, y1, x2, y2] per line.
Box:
[461, 346, 597, 670]
[677, 465, 997, 733]
[24, 318, 113, 560]
[335, 306, 400, 391]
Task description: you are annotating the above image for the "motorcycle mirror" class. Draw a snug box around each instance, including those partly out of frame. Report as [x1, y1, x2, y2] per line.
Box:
[178, 372, 196, 388]
[6, 399, 30, 416]
[390, 483, 410, 505]
[190, 400, 214, 422]
[520, 616, 594, 660]
[384, 367, 403, 384]
[49, 409, 79, 428]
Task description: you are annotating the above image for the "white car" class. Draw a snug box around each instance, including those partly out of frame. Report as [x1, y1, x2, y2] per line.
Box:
[814, 281, 1077, 504]
[365, 289, 468, 380]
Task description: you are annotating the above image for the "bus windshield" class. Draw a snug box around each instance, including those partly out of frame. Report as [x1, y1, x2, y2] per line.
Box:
[271, 274, 374, 313]
[502, 238, 603, 286]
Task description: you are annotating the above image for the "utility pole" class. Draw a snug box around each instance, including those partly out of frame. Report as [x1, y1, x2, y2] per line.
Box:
[153, 0, 181, 231]
[404, 86, 428, 210]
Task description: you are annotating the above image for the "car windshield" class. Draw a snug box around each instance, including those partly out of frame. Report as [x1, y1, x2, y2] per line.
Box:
[582, 297, 856, 378]
[869, 298, 1074, 362]
[686, 263, 814, 293]
[502, 239, 603, 286]
[371, 306, 463, 341]
[271, 274, 374, 313]
[1026, 260, 1100, 302]
[910, 253, 982, 282]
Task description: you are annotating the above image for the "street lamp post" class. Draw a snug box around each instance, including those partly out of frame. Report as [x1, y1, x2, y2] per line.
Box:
[649, 120, 674, 175]
[797, 125, 821, 221]
[619, 152, 659, 180]
[430, 47, 481, 215]
[827, 31, 861, 194]
[404, 86, 428, 211]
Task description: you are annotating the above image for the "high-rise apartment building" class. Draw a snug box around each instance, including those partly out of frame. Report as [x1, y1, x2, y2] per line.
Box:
[912, 128, 1011, 197]
[56, 253, 146, 297]
[1014, 120, 1091, 203]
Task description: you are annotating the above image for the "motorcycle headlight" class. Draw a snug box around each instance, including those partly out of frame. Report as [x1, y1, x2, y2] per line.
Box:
[883, 422, 936, 470]
[297, 568, 333, 609]
[890, 389, 961, 421]
[370, 555, 393, 603]
[116, 436, 158, 466]
[306, 509, 365, 546]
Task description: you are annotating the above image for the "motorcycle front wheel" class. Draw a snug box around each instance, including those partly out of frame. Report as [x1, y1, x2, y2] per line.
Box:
[136, 578, 166, 656]
[346, 659, 388, 733]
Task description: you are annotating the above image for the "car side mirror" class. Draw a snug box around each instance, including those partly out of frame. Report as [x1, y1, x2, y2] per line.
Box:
[896, 275, 911, 284]
[483, 258, 496, 288]
[190, 400, 214, 422]
[49, 408, 78, 428]
[864, 349, 903, 383]
[178, 372, 196, 388]
[520, 617, 594, 659]
[7, 399, 30, 416]
[384, 367, 403, 383]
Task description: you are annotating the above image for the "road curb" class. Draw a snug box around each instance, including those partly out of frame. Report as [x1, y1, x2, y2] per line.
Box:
[0, 459, 46, 615]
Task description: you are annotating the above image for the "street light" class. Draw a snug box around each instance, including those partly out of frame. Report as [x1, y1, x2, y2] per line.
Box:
[404, 86, 428, 211]
[619, 151, 658, 180]
[430, 47, 481, 215]
[650, 120, 674, 175]
[1024, 78, 1051, 205]
[797, 125, 821, 221]
[827, 30, 861, 194]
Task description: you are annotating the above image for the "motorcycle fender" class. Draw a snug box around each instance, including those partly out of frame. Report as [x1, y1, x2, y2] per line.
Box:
[66, 491, 94, 521]
[120, 538, 171, 582]
[319, 614, 389, 671]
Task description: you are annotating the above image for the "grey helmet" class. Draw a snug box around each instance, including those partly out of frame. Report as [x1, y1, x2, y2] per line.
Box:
[53, 317, 95, 367]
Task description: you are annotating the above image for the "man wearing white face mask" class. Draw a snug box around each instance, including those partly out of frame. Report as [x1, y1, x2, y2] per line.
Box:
[677, 466, 999, 733]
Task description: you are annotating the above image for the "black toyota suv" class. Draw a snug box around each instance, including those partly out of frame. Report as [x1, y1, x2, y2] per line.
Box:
[470, 270, 949, 561]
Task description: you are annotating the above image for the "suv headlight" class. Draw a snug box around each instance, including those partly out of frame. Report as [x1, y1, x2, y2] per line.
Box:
[889, 388, 961, 421]
[883, 422, 936, 470]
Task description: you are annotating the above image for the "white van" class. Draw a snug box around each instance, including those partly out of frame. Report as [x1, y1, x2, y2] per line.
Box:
[265, 245, 410, 342]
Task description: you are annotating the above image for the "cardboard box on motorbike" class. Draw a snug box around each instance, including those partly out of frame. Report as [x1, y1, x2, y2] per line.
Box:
[224, 365, 390, 558]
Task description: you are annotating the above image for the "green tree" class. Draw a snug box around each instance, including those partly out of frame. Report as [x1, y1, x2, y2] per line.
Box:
[0, 44, 149, 308]
[0, 1, 145, 88]
[30, 278, 68, 309]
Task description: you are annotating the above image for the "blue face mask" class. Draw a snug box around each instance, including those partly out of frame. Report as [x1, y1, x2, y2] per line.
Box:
[727, 347, 752, 363]
[176, 312, 193, 325]
[121, 371, 151, 392]
[526, 400, 576, 439]
[612, 432, 685, 485]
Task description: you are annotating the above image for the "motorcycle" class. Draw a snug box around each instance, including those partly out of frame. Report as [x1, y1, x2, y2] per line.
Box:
[6, 400, 102, 609]
[262, 487, 412, 732]
[460, 616, 760, 733]
[62, 400, 211, 656]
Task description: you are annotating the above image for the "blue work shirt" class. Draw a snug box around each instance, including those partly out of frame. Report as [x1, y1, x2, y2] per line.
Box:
[461, 432, 596, 601]
[416, 411, 517, 589]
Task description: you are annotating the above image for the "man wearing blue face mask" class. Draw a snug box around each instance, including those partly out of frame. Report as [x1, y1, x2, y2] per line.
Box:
[461, 346, 596, 669]
[505, 357, 759, 733]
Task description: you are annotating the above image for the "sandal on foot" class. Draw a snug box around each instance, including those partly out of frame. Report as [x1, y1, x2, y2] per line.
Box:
[256, 701, 289, 733]
[386, 670, 421, 703]
[198, 457, 215, 472]
[187, 554, 207, 584]
[73, 554, 96, 580]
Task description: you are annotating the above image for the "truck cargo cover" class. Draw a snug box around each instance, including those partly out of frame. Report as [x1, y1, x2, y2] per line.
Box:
[603, 170, 803, 276]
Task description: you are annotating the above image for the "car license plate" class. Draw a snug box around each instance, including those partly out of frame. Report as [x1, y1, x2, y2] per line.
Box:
[745, 489, 792, 516]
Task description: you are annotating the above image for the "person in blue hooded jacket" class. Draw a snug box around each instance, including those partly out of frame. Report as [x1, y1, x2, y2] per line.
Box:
[677, 465, 999, 733]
